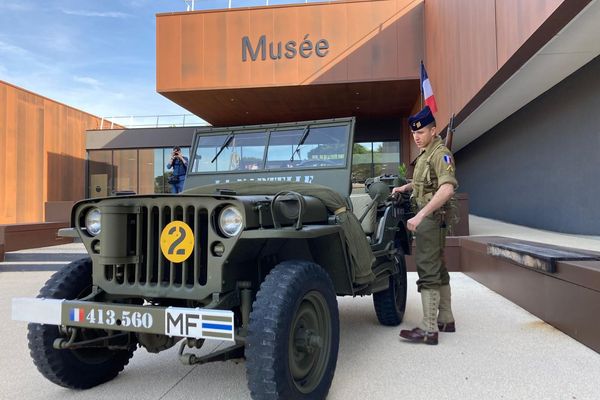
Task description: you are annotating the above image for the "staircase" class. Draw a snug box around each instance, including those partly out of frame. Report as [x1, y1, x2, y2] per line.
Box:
[0, 243, 87, 272]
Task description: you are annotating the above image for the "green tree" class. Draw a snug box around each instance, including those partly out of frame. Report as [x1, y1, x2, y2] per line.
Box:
[307, 144, 345, 159]
[352, 143, 369, 154]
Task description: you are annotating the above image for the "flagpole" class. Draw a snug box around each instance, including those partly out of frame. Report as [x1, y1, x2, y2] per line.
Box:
[419, 60, 423, 109]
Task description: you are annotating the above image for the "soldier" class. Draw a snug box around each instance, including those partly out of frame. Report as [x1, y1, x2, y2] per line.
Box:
[392, 106, 457, 345]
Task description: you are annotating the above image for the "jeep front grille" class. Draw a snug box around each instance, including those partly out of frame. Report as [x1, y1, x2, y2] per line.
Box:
[100, 201, 209, 295]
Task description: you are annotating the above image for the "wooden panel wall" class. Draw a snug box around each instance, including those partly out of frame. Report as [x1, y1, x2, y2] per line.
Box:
[0, 81, 104, 224]
[496, 0, 563, 67]
[421, 0, 567, 158]
[423, 0, 498, 138]
[157, 0, 423, 91]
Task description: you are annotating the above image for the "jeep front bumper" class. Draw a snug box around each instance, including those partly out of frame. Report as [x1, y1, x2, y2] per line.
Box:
[12, 298, 235, 342]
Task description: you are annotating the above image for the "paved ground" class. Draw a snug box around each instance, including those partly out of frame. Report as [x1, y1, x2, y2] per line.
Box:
[3, 271, 599, 400]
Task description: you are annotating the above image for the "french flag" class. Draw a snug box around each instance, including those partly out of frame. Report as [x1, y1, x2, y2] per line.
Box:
[70, 308, 84, 322]
[421, 61, 438, 113]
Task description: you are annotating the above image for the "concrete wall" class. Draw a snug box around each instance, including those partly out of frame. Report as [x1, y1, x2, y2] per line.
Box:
[455, 55, 600, 235]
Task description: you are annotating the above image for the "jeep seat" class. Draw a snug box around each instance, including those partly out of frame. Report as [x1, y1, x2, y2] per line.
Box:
[349, 193, 377, 235]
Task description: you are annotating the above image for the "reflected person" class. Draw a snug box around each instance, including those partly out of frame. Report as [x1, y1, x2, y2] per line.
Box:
[167, 146, 188, 193]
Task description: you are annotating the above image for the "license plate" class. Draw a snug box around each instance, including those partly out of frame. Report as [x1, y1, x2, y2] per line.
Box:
[12, 298, 235, 342]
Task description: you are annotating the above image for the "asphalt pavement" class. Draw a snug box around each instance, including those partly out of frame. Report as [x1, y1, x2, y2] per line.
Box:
[3, 271, 599, 400]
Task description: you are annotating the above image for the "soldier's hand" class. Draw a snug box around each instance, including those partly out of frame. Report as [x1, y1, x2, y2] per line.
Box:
[406, 214, 424, 232]
[392, 185, 406, 194]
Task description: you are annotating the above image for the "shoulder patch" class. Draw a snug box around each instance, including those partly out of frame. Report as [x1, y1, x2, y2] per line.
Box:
[442, 153, 454, 172]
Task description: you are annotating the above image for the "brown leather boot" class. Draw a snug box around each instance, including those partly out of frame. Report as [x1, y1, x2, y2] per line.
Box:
[400, 289, 440, 345]
[399, 328, 438, 345]
[437, 321, 456, 332]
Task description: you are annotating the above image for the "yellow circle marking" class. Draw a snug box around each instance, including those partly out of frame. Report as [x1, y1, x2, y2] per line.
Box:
[160, 221, 195, 263]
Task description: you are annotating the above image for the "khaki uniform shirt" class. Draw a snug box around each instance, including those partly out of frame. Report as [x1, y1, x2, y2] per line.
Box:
[412, 136, 458, 210]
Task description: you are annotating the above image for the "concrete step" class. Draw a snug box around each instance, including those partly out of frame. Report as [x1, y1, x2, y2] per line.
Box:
[1, 245, 88, 272]
[0, 261, 66, 272]
[3, 252, 88, 262]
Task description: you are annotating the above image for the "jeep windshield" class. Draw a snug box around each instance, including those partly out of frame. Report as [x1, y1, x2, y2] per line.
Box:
[190, 123, 348, 173]
[187, 118, 355, 196]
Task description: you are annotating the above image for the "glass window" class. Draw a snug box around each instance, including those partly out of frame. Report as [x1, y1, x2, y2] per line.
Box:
[351, 142, 373, 183]
[351, 141, 400, 184]
[373, 142, 400, 177]
[267, 125, 348, 169]
[139, 149, 165, 194]
[266, 128, 305, 169]
[192, 132, 267, 173]
[88, 150, 112, 198]
[113, 149, 138, 194]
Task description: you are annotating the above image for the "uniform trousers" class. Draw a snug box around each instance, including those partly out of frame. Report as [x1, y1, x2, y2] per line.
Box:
[414, 212, 450, 292]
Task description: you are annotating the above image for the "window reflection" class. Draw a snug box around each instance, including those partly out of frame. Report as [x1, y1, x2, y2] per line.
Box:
[352, 142, 373, 183]
[87, 147, 190, 197]
[88, 150, 112, 198]
[139, 149, 164, 194]
[193, 132, 267, 172]
[351, 141, 400, 184]
[163, 148, 190, 192]
[373, 142, 400, 176]
[113, 150, 138, 194]
[266, 125, 348, 169]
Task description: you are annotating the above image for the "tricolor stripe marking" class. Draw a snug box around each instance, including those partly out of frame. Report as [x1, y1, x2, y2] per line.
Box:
[69, 308, 84, 322]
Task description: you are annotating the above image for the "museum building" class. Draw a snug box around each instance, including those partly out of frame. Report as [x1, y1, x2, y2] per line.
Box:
[2, 0, 600, 236]
[1, 0, 600, 354]
[88, 0, 600, 235]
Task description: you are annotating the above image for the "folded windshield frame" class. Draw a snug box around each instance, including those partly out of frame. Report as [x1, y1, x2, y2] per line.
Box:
[189, 120, 352, 175]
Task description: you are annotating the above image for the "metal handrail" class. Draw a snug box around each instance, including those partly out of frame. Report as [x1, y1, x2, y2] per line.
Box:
[184, 0, 320, 12]
[98, 114, 210, 130]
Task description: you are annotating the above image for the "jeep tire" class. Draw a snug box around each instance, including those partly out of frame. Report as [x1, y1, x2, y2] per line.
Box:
[27, 257, 137, 389]
[246, 260, 340, 400]
[373, 255, 407, 326]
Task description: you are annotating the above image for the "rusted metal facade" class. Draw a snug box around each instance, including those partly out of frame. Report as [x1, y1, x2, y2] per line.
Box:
[0, 81, 107, 224]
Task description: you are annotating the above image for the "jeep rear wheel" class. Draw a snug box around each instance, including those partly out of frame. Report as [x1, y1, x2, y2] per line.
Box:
[373, 255, 407, 326]
[27, 258, 137, 389]
[246, 260, 339, 400]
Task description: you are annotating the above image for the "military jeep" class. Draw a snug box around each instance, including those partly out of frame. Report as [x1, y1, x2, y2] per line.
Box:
[13, 117, 412, 400]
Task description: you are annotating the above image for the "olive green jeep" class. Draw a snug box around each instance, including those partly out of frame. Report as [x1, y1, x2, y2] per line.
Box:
[13, 117, 412, 400]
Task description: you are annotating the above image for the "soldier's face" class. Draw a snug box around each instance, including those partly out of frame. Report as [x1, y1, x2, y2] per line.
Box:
[412, 125, 436, 149]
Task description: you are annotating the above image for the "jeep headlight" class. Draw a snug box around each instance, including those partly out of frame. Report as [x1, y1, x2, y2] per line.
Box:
[85, 208, 102, 236]
[218, 206, 243, 237]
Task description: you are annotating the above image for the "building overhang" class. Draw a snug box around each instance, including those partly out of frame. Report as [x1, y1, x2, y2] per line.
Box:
[156, 0, 424, 125]
[160, 80, 419, 126]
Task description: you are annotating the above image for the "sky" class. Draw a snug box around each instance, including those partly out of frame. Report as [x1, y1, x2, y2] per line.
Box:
[0, 0, 309, 125]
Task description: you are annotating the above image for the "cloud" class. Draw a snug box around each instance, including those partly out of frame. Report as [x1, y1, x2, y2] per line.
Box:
[61, 10, 131, 18]
[73, 76, 102, 87]
[0, 2, 33, 12]
[0, 39, 30, 57]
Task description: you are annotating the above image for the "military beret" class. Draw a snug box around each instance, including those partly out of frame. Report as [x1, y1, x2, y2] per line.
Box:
[408, 106, 435, 131]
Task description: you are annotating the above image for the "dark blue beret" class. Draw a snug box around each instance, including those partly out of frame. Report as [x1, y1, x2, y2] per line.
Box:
[408, 106, 435, 131]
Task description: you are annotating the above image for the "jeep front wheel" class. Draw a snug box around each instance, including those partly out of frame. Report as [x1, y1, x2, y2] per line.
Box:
[27, 258, 137, 389]
[246, 260, 340, 400]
